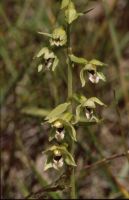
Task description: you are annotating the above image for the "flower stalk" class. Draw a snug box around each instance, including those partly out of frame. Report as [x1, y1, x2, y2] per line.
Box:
[66, 21, 76, 199]
[35, 0, 107, 198]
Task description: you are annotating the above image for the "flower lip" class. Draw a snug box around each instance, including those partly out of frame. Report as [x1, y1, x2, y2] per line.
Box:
[85, 106, 94, 119]
[54, 37, 61, 42]
[53, 155, 62, 161]
[87, 69, 95, 75]
[45, 57, 53, 63]
[85, 106, 93, 112]
[89, 73, 99, 84]
[56, 127, 64, 133]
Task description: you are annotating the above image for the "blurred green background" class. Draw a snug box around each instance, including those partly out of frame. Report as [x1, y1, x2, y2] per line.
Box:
[1, 0, 129, 199]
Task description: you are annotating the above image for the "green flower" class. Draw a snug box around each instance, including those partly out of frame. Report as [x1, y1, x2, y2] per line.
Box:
[74, 94, 106, 122]
[36, 47, 59, 72]
[48, 116, 77, 142]
[43, 145, 76, 171]
[68, 54, 106, 86]
[50, 27, 67, 47]
[84, 59, 106, 85]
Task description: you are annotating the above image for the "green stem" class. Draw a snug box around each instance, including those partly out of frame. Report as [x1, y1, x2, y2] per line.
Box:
[66, 24, 76, 199]
[67, 24, 72, 100]
[70, 141, 76, 199]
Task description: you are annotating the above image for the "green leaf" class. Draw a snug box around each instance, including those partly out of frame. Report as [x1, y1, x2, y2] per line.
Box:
[73, 94, 87, 104]
[83, 99, 96, 108]
[89, 59, 107, 67]
[97, 72, 106, 81]
[65, 2, 78, 24]
[69, 54, 88, 65]
[60, 112, 73, 122]
[36, 47, 48, 58]
[75, 104, 82, 122]
[61, 0, 70, 9]
[77, 117, 98, 125]
[80, 67, 86, 87]
[52, 57, 59, 71]
[58, 145, 76, 166]
[43, 145, 57, 155]
[38, 32, 52, 37]
[44, 162, 53, 171]
[49, 128, 56, 142]
[21, 107, 50, 117]
[91, 115, 100, 123]
[45, 102, 71, 120]
[38, 64, 43, 72]
[89, 97, 106, 106]
[85, 63, 96, 71]
[65, 152, 76, 166]
[66, 122, 77, 141]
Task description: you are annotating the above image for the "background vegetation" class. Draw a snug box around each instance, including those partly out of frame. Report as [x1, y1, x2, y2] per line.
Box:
[1, 0, 129, 199]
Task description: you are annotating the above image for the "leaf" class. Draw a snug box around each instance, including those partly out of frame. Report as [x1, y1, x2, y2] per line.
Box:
[77, 117, 98, 125]
[80, 67, 86, 87]
[66, 122, 77, 141]
[58, 146, 76, 166]
[69, 54, 88, 65]
[38, 64, 43, 72]
[97, 72, 106, 81]
[65, 2, 78, 24]
[49, 128, 56, 142]
[75, 104, 82, 122]
[83, 8, 94, 14]
[59, 112, 73, 122]
[83, 99, 96, 108]
[73, 94, 87, 104]
[91, 115, 100, 123]
[85, 63, 96, 71]
[65, 152, 76, 166]
[21, 107, 50, 117]
[89, 59, 107, 67]
[89, 97, 106, 106]
[44, 162, 53, 171]
[52, 57, 59, 71]
[36, 47, 48, 58]
[38, 32, 52, 37]
[61, 0, 70, 9]
[45, 102, 71, 120]
[43, 145, 57, 155]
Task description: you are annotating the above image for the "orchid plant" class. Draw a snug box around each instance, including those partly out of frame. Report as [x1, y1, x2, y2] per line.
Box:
[35, 0, 106, 198]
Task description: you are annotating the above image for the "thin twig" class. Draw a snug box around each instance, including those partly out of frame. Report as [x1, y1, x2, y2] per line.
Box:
[84, 151, 129, 170]
[26, 185, 64, 199]
[113, 90, 129, 162]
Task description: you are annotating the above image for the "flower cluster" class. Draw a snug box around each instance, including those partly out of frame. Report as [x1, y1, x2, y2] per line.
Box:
[43, 102, 77, 170]
[34, 0, 106, 173]
[35, 27, 67, 72]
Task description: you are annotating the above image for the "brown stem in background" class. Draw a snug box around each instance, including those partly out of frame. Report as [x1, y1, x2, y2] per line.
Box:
[84, 151, 129, 170]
